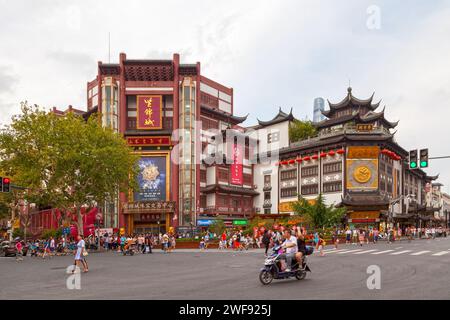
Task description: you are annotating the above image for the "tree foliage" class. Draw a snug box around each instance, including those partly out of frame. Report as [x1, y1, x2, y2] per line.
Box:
[289, 119, 317, 143]
[0, 102, 139, 235]
[209, 220, 226, 236]
[292, 194, 346, 229]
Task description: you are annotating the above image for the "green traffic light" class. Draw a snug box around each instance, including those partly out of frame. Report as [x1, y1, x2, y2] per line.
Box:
[410, 162, 417, 168]
[420, 161, 428, 167]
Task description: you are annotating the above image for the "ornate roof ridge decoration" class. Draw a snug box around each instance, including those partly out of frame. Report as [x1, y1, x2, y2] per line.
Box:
[200, 105, 248, 124]
[256, 107, 294, 126]
[201, 184, 259, 196]
[124, 59, 173, 65]
[322, 87, 381, 117]
[426, 174, 440, 181]
[339, 192, 391, 207]
[99, 63, 121, 75]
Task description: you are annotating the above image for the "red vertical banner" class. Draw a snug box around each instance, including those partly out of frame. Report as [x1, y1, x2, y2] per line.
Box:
[137, 95, 163, 129]
[231, 143, 243, 185]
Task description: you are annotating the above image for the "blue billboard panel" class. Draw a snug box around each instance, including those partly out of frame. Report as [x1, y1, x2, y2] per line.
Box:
[134, 156, 167, 201]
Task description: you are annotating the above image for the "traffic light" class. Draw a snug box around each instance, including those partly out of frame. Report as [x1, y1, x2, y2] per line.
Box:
[409, 150, 418, 169]
[419, 148, 429, 168]
[0, 177, 2, 192]
[2, 177, 10, 192]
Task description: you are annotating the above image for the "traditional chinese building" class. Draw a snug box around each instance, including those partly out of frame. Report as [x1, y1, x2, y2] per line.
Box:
[85, 53, 249, 235]
[266, 87, 439, 230]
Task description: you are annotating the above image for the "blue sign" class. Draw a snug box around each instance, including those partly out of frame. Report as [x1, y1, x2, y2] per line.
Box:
[197, 219, 214, 226]
[134, 156, 167, 201]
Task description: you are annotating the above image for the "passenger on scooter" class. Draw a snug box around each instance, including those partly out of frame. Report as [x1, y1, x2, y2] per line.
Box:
[295, 232, 307, 264]
[279, 230, 298, 272]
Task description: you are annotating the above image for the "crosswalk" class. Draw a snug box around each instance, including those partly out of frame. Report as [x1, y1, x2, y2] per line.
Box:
[322, 247, 450, 258]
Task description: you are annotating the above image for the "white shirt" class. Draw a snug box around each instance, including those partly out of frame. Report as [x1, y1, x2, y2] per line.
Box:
[282, 236, 298, 254]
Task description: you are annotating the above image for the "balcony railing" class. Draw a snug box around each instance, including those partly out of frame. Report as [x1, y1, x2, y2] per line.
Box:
[201, 206, 256, 216]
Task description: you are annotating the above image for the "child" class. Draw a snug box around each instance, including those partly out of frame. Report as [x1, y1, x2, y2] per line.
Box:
[316, 235, 325, 256]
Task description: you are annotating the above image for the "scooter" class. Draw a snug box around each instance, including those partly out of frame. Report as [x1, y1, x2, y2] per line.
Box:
[259, 245, 313, 285]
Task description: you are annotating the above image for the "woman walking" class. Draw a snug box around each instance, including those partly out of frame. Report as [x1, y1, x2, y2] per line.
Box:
[73, 235, 88, 273]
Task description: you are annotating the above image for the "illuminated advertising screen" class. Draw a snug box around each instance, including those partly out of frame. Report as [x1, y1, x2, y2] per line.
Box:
[134, 156, 167, 201]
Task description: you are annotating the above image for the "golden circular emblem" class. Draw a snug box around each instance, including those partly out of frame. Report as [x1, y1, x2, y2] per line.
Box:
[353, 166, 371, 183]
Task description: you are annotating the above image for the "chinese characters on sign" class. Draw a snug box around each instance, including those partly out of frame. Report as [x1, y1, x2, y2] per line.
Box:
[126, 136, 171, 146]
[231, 143, 243, 185]
[137, 95, 162, 129]
[356, 124, 374, 132]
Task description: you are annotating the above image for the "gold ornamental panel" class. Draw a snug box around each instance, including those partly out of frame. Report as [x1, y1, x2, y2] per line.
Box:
[346, 159, 378, 190]
[347, 146, 379, 159]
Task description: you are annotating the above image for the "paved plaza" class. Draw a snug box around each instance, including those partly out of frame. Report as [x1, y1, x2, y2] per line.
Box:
[1, 238, 450, 300]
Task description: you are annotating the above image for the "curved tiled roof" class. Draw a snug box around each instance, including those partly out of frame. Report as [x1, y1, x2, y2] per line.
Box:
[256, 107, 294, 127]
[322, 87, 381, 117]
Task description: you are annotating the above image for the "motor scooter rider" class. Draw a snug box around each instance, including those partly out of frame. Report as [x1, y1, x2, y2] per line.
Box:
[279, 230, 298, 272]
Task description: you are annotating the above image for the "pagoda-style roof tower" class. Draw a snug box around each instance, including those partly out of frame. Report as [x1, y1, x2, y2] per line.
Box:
[315, 87, 398, 131]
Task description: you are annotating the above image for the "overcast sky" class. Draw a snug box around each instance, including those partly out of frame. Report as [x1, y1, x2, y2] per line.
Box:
[1, 0, 450, 191]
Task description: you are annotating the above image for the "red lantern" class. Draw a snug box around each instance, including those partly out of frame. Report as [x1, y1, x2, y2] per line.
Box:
[336, 149, 345, 154]
[296, 157, 303, 163]
[328, 150, 336, 156]
[281, 160, 288, 166]
[288, 159, 295, 165]
[303, 156, 311, 161]
[312, 154, 319, 160]
[320, 152, 327, 158]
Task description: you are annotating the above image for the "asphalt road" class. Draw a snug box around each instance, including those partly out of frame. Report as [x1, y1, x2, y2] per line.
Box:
[1, 238, 450, 300]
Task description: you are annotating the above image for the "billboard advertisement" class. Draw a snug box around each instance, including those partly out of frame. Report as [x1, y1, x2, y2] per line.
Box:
[134, 155, 167, 201]
[136, 95, 163, 130]
[230, 143, 243, 185]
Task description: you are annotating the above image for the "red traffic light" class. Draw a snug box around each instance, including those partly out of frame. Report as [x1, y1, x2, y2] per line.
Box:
[3, 178, 10, 184]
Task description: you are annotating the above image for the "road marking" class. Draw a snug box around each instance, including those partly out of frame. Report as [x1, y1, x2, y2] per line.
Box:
[432, 251, 449, 256]
[410, 251, 431, 256]
[371, 250, 395, 255]
[390, 250, 412, 255]
[324, 249, 350, 254]
[353, 249, 377, 255]
[337, 249, 363, 254]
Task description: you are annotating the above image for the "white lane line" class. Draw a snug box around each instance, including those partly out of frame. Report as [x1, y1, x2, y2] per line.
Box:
[324, 249, 351, 254]
[371, 250, 395, 255]
[353, 249, 377, 255]
[410, 251, 431, 256]
[337, 249, 363, 254]
[432, 251, 449, 256]
[390, 250, 412, 255]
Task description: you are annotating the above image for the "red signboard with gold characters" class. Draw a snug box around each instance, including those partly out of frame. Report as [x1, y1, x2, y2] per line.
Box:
[137, 95, 162, 130]
[126, 136, 171, 146]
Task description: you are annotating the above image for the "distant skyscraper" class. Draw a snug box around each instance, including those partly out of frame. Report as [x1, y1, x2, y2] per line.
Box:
[313, 97, 326, 123]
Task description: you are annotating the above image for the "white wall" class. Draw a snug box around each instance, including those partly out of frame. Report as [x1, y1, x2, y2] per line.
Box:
[206, 166, 216, 185]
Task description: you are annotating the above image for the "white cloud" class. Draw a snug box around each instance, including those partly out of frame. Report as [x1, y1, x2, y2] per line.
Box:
[0, 0, 449, 189]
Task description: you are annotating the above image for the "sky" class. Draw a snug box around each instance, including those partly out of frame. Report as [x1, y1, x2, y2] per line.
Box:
[1, 0, 450, 191]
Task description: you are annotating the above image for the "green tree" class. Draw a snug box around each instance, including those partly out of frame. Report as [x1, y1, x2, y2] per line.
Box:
[0, 102, 139, 236]
[289, 119, 317, 143]
[209, 220, 226, 237]
[292, 194, 346, 229]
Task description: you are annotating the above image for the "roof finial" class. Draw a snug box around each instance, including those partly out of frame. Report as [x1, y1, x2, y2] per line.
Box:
[347, 79, 352, 95]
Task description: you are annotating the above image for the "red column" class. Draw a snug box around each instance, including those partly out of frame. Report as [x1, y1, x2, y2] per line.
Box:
[118, 52, 127, 229]
[195, 62, 201, 226]
[172, 53, 180, 228]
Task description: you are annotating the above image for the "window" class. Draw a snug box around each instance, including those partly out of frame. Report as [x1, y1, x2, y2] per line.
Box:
[280, 169, 297, 181]
[200, 170, 206, 183]
[301, 184, 318, 195]
[281, 187, 297, 198]
[323, 162, 342, 174]
[301, 166, 318, 177]
[264, 192, 271, 200]
[264, 209, 271, 214]
[267, 132, 280, 144]
[264, 175, 271, 184]
[243, 174, 252, 185]
[323, 182, 342, 193]
[218, 169, 229, 182]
